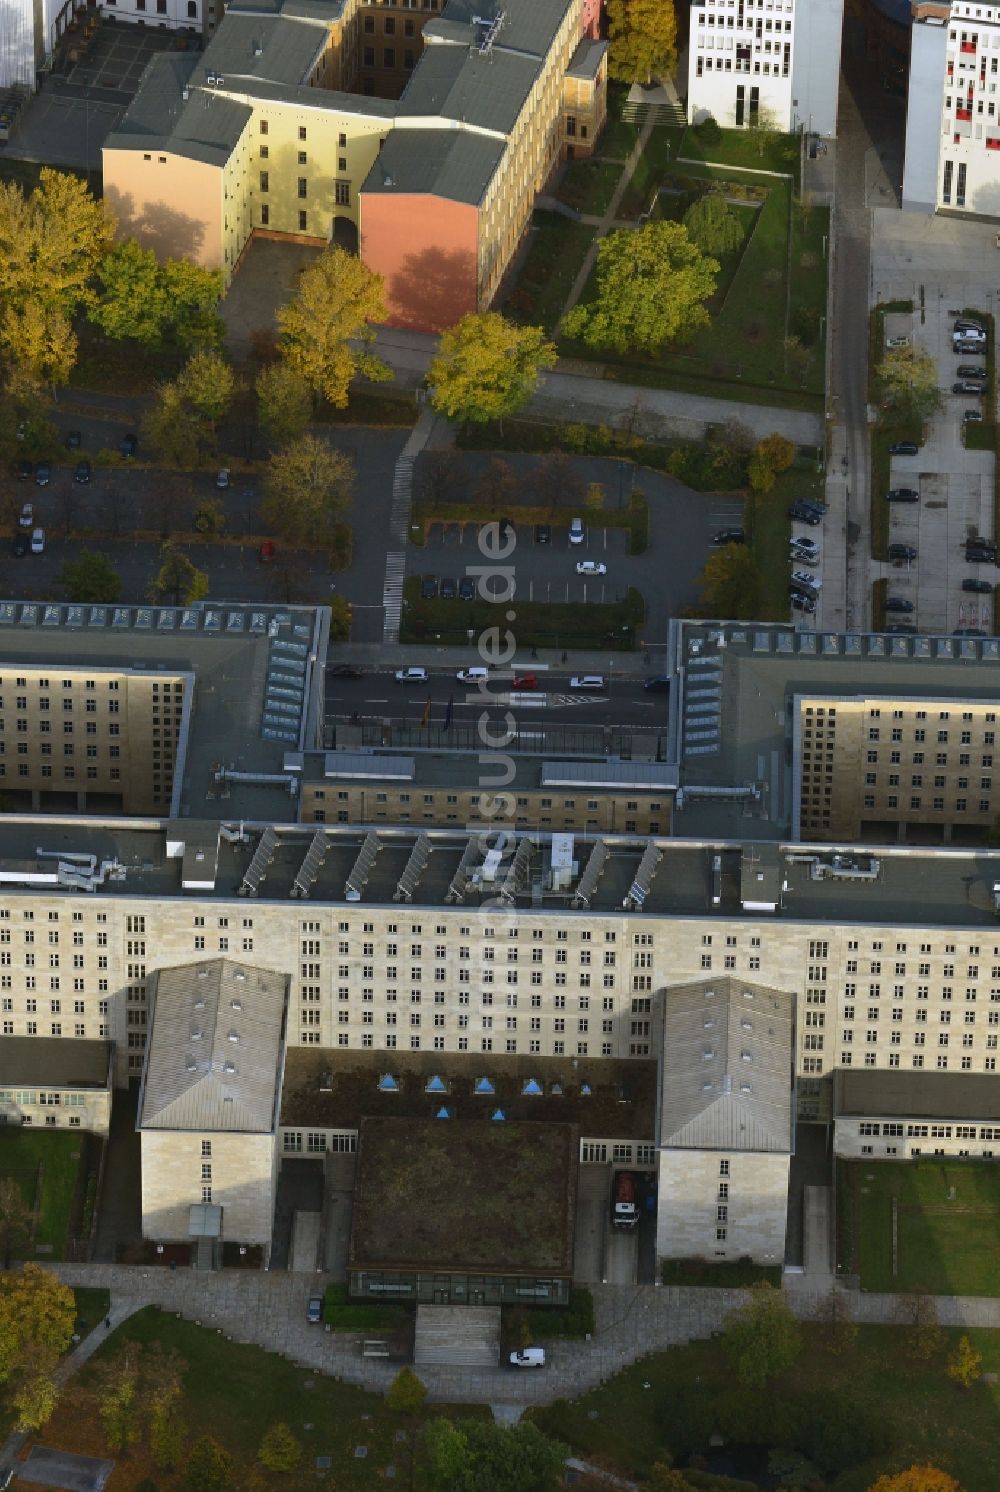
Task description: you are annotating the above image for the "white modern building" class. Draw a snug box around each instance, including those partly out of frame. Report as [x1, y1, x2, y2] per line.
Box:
[686, 0, 844, 136]
[903, 0, 1000, 215]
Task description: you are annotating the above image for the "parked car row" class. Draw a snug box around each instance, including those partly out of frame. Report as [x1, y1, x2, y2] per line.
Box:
[392, 666, 612, 691]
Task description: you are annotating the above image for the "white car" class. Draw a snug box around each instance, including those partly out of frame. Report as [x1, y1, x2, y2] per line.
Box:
[569, 517, 585, 544]
[215, 467, 232, 490]
[576, 560, 607, 576]
[569, 674, 605, 690]
[953, 328, 986, 344]
[885, 336, 909, 349]
[510, 1348, 546, 1368]
[790, 569, 822, 592]
[18, 502, 33, 529]
[30, 528, 45, 555]
[790, 537, 820, 559]
[456, 666, 489, 684]
[394, 666, 428, 683]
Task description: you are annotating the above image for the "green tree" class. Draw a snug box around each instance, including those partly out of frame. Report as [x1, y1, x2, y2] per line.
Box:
[813, 1286, 858, 1356]
[192, 500, 225, 536]
[145, 1344, 187, 1470]
[564, 222, 718, 355]
[0, 1263, 76, 1383]
[947, 1333, 982, 1388]
[748, 431, 796, 493]
[10, 1343, 60, 1432]
[94, 1347, 143, 1453]
[878, 344, 943, 424]
[745, 104, 786, 160]
[422, 1418, 471, 1490]
[721, 1282, 801, 1388]
[261, 435, 355, 550]
[176, 348, 235, 429]
[428, 313, 556, 430]
[0, 1176, 32, 1266]
[89, 240, 171, 345]
[148, 543, 210, 607]
[386, 1366, 427, 1415]
[606, 0, 678, 83]
[186, 1435, 233, 1492]
[255, 362, 312, 446]
[584, 481, 605, 515]
[160, 259, 225, 350]
[141, 382, 214, 468]
[683, 191, 744, 257]
[59, 550, 122, 604]
[0, 167, 114, 315]
[697, 544, 763, 619]
[649, 1467, 697, 1492]
[1, 299, 78, 392]
[150, 1402, 187, 1472]
[257, 1421, 301, 1472]
[328, 594, 352, 641]
[277, 246, 390, 408]
[901, 1289, 945, 1362]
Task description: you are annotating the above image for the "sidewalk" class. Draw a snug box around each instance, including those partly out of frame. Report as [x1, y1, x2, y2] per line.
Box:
[334, 641, 660, 678]
[33, 1263, 1000, 1415]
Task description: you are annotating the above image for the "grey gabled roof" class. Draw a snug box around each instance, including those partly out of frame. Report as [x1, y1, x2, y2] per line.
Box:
[398, 43, 538, 137]
[660, 977, 794, 1153]
[362, 129, 506, 206]
[435, 0, 576, 58]
[139, 959, 287, 1133]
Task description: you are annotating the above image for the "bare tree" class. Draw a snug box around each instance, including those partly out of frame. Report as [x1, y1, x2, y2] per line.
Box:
[531, 451, 585, 515]
[414, 449, 466, 509]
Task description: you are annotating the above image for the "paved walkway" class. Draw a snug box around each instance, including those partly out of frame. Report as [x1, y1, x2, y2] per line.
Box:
[371, 327, 823, 447]
[556, 109, 658, 327]
[26, 1266, 1000, 1419]
[0, 1297, 142, 1477]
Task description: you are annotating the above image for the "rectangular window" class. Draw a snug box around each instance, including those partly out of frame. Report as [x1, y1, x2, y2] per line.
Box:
[298, 211, 308, 232]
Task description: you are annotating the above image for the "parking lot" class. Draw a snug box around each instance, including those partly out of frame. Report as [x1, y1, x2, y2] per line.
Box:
[877, 302, 995, 633]
[412, 518, 633, 607]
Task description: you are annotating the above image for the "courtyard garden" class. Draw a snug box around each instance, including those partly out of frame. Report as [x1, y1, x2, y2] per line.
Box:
[0, 1128, 89, 1261]
[503, 117, 828, 416]
[837, 1158, 1000, 1296]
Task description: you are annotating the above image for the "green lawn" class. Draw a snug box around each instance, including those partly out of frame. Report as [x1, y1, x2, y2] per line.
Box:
[594, 83, 640, 161]
[617, 125, 684, 219]
[74, 1287, 111, 1339]
[555, 158, 623, 217]
[562, 170, 825, 413]
[837, 1159, 1000, 1295]
[678, 122, 801, 183]
[504, 212, 596, 332]
[0, 1128, 84, 1259]
[401, 576, 644, 650]
[661, 1258, 782, 1288]
[38, 1307, 488, 1487]
[531, 1324, 1000, 1492]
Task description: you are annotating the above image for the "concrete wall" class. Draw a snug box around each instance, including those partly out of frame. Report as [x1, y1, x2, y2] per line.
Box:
[835, 1113, 1000, 1160]
[0, 1087, 111, 1135]
[790, 0, 844, 136]
[360, 192, 479, 331]
[140, 1128, 276, 1243]
[903, 20, 948, 212]
[102, 147, 226, 269]
[656, 1148, 789, 1263]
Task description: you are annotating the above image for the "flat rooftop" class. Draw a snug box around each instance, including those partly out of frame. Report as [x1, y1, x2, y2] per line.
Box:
[0, 1038, 112, 1090]
[0, 599, 328, 822]
[670, 620, 1000, 840]
[308, 748, 676, 795]
[349, 1116, 577, 1276]
[835, 1069, 1000, 1121]
[281, 1049, 657, 1137]
[5, 818, 1000, 928]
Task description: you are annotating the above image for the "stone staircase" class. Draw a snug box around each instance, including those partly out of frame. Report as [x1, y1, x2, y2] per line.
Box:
[413, 1305, 501, 1367]
[622, 99, 685, 128]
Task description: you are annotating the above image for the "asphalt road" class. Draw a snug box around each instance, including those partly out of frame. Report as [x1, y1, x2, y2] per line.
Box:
[324, 665, 669, 731]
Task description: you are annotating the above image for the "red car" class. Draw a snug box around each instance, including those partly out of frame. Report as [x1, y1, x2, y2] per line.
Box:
[512, 674, 537, 689]
[258, 541, 276, 563]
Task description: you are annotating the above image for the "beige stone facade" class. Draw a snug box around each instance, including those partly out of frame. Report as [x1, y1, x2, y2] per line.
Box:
[795, 693, 1000, 842]
[657, 1149, 790, 1264]
[140, 1128, 277, 1243]
[0, 664, 189, 816]
[6, 865, 1000, 1094]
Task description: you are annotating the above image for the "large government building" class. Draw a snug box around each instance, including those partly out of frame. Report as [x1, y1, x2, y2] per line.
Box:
[3, 604, 1000, 1271]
